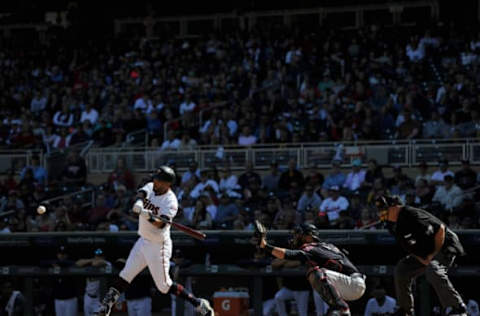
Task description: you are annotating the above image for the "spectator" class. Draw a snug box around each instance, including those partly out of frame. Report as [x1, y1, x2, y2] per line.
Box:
[387, 165, 413, 195]
[160, 130, 181, 150]
[362, 159, 384, 191]
[214, 194, 239, 229]
[238, 161, 262, 190]
[107, 157, 135, 191]
[263, 161, 281, 193]
[80, 104, 99, 125]
[396, 109, 420, 139]
[238, 125, 257, 146]
[415, 161, 431, 186]
[219, 166, 241, 198]
[177, 133, 197, 150]
[415, 179, 434, 205]
[30, 91, 48, 115]
[278, 159, 304, 193]
[363, 287, 396, 316]
[297, 185, 322, 214]
[86, 194, 112, 228]
[432, 175, 463, 213]
[454, 160, 477, 190]
[322, 160, 346, 196]
[423, 111, 450, 138]
[52, 104, 74, 128]
[319, 186, 349, 225]
[61, 151, 87, 186]
[430, 160, 455, 186]
[19, 156, 46, 186]
[191, 198, 213, 229]
[180, 161, 200, 185]
[190, 169, 219, 199]
[343, 159, 366, 192]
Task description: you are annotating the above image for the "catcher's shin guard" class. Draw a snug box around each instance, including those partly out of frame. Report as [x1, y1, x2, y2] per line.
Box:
[309, 267, 350, 315]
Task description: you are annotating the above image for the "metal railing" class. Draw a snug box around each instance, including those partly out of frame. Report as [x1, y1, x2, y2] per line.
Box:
[125, 128, 148, 146]
[114, 0, 438, 37]
[0, 149, 44, 174]
[85, 138, 478, 173]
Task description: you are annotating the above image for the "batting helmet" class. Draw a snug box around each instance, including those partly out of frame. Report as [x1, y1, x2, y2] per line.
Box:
[290, 224, 320, 248]
[152, 166, 176, 183]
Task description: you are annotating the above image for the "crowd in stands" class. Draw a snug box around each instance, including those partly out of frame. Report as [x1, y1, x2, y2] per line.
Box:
[1, 20, 480, 232]
[1, 152, 479, 233]
[1, 21, 480, 154]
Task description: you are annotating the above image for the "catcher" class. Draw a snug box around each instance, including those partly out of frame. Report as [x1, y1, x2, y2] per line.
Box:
[253, 222, 366, 316]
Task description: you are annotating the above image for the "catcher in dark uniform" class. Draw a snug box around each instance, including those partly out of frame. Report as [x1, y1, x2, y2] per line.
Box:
[254, 222, 366, 316]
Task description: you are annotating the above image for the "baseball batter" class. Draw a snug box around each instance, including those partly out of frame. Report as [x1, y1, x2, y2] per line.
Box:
[94, 166, 214, 316]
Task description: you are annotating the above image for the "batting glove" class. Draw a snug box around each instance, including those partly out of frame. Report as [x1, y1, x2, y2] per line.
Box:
[133, 199, 144, 214]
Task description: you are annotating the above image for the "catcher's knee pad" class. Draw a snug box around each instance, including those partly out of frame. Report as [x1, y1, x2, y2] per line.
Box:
[309, 267, 349, 311]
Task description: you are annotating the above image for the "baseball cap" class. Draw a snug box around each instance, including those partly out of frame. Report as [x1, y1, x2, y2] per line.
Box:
[352, 159, 362, 167]
[329, 185, 340, 192]
[94, 248, 104, 256]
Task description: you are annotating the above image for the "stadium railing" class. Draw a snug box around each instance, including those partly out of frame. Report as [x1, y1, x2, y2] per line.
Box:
[0, 149, 44, 174]
[114, 0, 439, 37]
[85, 138, 478, 173]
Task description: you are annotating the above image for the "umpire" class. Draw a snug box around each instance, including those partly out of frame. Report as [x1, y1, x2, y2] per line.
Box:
[375, 195, 467, 316]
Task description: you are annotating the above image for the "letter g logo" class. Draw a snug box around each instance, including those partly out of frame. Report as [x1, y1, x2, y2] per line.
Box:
[221, 299, 231, 311]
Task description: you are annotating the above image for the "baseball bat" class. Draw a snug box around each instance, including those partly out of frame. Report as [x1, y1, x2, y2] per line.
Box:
[144, 210, 206, 240]
[358, 220, 382, 230]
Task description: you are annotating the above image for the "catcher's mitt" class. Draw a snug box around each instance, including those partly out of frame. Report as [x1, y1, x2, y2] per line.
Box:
[252, 220, 267, 246]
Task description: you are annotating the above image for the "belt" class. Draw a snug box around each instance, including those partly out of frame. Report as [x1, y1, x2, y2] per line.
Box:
[87, 294, 98, 299]
[351, 273, 366, 280]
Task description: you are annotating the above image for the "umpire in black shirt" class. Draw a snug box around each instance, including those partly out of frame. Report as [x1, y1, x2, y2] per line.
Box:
[375, 195, 466, 316]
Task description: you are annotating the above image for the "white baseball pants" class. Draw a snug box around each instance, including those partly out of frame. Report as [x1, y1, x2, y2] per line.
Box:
[127, 297, 152, 316]
[325, 270, 366, 301]
[54, 297, 77, 316]
[120, 237, 173, 293]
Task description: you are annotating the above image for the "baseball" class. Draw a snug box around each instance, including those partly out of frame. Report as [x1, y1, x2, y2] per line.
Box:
[37, 205, 46, 215]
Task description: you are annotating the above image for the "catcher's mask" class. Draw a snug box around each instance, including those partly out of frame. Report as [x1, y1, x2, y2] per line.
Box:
[375, 195, 401, 221]
[290, 224, 320, 248]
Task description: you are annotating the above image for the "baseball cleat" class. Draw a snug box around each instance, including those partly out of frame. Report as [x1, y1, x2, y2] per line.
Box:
[196, 298, 214, 315]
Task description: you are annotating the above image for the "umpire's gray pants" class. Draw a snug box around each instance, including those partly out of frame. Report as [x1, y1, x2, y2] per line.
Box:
[394, 251, 464, 315]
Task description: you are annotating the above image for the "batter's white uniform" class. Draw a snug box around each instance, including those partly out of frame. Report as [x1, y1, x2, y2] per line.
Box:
[119, 183, 178, 293]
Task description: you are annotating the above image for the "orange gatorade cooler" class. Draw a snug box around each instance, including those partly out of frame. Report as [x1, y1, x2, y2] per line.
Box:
[213, 291, 249, 316]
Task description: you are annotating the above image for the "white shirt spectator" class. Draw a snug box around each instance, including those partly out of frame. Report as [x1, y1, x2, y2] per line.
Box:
[179, 100, 196, 115]
[133, 96, 153, 113]
[415, 174, 431, 186]
[53, 111, 74, 127]
[343, 170, 366, 191]
[238, 134, 257, 146]
[364, 295, 397, 316]
[181, 169, 201, 184]
[190, 180, 219, 199]
[430, 170, 454, 183]
[406, 43, 425, 62]
[227, 119, 238, 136]
[219, 175, 241, 194]
[160, 138, 181, 150]
[30, 95, 47, 113]
[319, 196, 349, 222]
[80, 108, 99, 125]
[432, 184, 463, 211]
